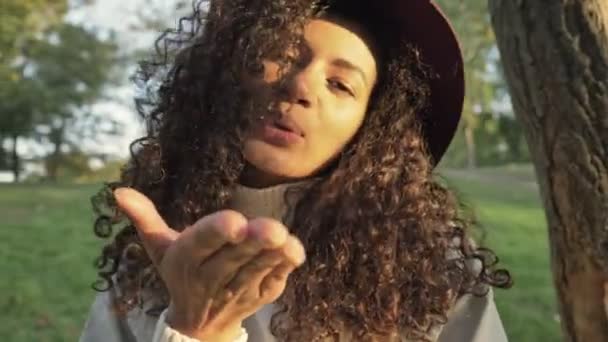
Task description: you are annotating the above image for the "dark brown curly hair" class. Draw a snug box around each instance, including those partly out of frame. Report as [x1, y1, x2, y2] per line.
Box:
[90, 1, 511, 340]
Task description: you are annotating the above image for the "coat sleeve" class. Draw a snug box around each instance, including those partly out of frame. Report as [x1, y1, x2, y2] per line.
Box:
[436, 288, 508, 342]
[78, 290, 137, 342]
[79, 290, 248, 342]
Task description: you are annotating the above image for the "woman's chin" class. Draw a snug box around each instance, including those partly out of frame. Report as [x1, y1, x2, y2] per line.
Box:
[244, 139, 295, 167]
[241, 146, 297, 186]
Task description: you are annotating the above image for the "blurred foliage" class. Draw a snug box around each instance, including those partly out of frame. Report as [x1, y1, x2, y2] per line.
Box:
[24, 23, 121, 180]
[0, 0, 68, 65]
[23, 153, 127, 184]
[0, 0, 121, 181]
[435, 0, 529, 168]
[127, 0, 190, 32]
[0, 0, 67, 134]
[74, 158, 126, 184]
[0, 0, 68, 166]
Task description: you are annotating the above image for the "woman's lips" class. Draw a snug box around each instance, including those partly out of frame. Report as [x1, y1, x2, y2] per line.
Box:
[274, 117, 304, 137]
[258, 122, 304, 147]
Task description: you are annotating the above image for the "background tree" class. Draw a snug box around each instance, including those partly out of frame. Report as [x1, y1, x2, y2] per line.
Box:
[0, 0, 67, 180]
[0, 1, 120, 182]
[24, 23, 120, 181]
[489, 0, 608, 340]
[436, 0, 530, 169]
[436, 0, 497, 169]
[0, 0, 67, 63]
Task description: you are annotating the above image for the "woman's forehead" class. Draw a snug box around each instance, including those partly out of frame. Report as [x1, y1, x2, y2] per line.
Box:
[301, 18, 378, 85]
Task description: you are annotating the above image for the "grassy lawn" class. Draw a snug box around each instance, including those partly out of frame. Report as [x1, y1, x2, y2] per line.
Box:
[0, 168, 562, 341]
[0, 183, 105, 341]
[442, 172, 562, 342]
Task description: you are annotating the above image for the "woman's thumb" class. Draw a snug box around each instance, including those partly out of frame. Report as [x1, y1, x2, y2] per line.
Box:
[113, 187, 178, 266]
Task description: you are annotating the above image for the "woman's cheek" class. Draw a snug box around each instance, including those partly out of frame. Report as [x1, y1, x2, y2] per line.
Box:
[307, 136, 344, 169]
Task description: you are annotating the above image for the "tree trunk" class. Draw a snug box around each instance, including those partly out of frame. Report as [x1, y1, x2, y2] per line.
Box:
[46, 119, 66, 182]
[11, 134, 20, 183]
[488, 1, 608, 341]
[47, 137, 61, 182]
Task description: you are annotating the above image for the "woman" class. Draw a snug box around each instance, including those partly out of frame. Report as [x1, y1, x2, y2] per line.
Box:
[80, 0, 511, 341]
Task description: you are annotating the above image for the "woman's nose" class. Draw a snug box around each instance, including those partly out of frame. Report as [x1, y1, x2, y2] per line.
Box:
[283, 65, 317, 109]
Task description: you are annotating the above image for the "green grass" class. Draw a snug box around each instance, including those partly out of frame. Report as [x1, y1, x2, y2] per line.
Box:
[0, 183, 105, 341]
[444, 172, 562, 342]
[0, 169, 562, 341]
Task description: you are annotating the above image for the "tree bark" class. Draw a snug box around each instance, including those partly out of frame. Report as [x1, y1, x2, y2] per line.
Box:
[488, 0, 608, 341]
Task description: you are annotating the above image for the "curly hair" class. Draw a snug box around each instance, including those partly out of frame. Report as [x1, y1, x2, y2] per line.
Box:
[90, 1, 511, 340]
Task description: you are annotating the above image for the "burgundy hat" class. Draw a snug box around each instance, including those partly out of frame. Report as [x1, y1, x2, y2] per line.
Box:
[329, 0, 465, 167]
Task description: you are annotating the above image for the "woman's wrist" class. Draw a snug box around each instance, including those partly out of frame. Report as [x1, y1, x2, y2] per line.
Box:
[165, 306, 244, 342]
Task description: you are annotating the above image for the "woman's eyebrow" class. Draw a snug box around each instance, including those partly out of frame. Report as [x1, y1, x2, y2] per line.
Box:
[331, 58, 368, 87]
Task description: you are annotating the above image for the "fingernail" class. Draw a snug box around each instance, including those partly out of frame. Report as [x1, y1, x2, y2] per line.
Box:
[246, 220, 284, 247]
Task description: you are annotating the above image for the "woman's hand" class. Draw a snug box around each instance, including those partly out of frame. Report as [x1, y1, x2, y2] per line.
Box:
[113, 188, 306, 342]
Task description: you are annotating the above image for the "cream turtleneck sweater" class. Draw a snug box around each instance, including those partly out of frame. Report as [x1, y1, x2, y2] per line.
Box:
[79, 182, 508, 342]
[227, 181, 304, 221]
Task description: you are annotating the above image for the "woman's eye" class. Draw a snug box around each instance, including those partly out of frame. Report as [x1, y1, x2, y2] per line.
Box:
[328, 79, 354, 96]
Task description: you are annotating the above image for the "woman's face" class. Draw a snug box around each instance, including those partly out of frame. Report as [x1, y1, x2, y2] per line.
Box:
[241, 17, 378, 187]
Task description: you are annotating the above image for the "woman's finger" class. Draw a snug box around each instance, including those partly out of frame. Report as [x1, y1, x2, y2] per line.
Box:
[279, 234, 306, 267]
[113, 187, 178, 267]
[246, 218, 289, 249]
[183, 210, 249, 260]
[222, 249, 285, 300]
[256, 235, 305, 300]
[197, 237, 266, 291]
[196, 217, 289, 291]
[259, 262, 295, 300]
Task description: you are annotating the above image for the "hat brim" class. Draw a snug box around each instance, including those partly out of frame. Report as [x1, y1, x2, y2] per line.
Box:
[331, 0, 465, 166]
